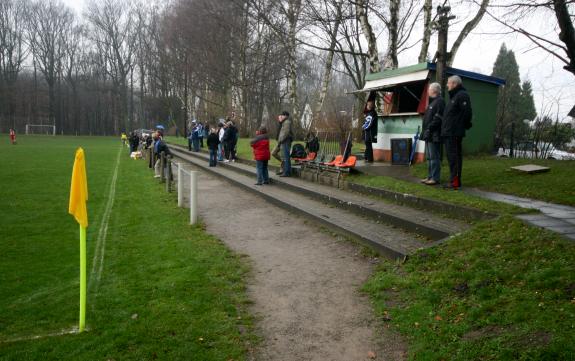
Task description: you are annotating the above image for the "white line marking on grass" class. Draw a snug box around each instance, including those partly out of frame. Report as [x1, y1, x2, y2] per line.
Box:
[0, 327, 81, 344]
[89, 146, 122, 293]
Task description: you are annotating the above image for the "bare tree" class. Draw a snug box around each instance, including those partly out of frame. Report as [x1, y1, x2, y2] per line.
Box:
[486, 0, 575, 77]
[418, 0, 433, 62]
[85, 0, 136, 133]
[354, 0, 381, 73]
[0, 0, 28, 129]
[447, 0, 490, 66]
[27, 0, 74, 131]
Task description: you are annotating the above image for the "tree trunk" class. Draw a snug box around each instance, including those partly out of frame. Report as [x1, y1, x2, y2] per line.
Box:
[312, 0, 343, 131]
[287, 0, 302, 130]
[355, 0, 380, 73]
[418, 0, 433, 63]
[385, 0, 400, 69]
[553, 0, 575, 75]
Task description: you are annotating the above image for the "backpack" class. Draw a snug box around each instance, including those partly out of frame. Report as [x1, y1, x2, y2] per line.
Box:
[290, 143, 306, 158]
[307, 136, 320, 153]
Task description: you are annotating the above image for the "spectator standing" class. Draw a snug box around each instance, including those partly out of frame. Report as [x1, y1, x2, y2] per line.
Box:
[223, 120, 238, 162]
[217, 121, 225, 161]
[277, 111, 293, 177]
[420, 82, 445, 186]
[153, 130, 172, 178]
[129, 132, 139, 153]
[250, 126, 271, 185]
[271, 115, 283, 174]
[362, 99, 377, 163]
[441, 75, 473, 190]
[207, 128, 220, 167]
[190, 121, 200, 152]
[197, 122, 204, 148]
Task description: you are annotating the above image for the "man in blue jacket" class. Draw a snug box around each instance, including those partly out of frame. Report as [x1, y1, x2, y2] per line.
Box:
[441, 75, 473, 190]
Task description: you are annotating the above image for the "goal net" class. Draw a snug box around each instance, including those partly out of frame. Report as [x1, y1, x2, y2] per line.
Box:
[26, 124, 56, 135]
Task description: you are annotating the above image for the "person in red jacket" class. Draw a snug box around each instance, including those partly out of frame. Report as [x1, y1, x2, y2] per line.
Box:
[250, 126, 271, 185]
[9, 128, 16, 145]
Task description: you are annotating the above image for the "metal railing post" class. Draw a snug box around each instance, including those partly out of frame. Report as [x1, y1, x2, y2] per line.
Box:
[160, 152, 166, 183]
[177, 163, 184, 207]
[189, 171, 198, 225]
[166, 158, 172, 192]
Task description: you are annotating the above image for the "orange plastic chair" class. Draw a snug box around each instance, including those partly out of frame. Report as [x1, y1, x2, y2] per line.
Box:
[295, 152, 317, 162]
[335, 155, 357, 168]
[322, 155, 343, 166]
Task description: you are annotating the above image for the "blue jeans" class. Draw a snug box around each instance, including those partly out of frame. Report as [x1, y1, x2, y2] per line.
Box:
[192, 136, 200, 152]
[217, 143, 224, 161]
[256, 160, 269, 184]
[281, 141, 292, 176]
[209, 149, 217, 167]
[426, 141, 441, 182]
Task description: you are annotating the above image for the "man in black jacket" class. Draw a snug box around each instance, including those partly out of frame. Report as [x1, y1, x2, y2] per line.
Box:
[420, 82, 445, 185]
[441, 75, 473, 190]
[362, 98, 378, 163]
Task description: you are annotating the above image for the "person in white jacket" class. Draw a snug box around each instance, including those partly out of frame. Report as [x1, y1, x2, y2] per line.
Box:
[217, 120, 226, 161]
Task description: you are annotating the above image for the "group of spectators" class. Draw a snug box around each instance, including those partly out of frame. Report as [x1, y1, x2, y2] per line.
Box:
[119, 109, 294, 186]
[200, 111, 293, 185]
[188, 120, 239, 164]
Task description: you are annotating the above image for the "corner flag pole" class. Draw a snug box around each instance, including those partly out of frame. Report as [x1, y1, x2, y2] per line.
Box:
[79, 225, 86, 331]
[69, 148, 89, 332]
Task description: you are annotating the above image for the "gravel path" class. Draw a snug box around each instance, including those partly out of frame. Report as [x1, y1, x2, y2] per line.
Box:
[190, 168, 407, 361]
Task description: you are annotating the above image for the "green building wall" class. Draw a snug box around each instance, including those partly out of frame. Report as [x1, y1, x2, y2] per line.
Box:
[430, 71, 499, 154]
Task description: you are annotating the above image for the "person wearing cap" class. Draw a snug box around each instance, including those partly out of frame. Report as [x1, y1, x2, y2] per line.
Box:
[277, 111, 293, 177]
[189, 120, 200, 152]
[153, 130, 172, 178]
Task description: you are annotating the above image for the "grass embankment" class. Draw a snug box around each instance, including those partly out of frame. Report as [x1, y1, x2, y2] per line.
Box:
[364, 216, 575, 360]
[347, 174, 524, 216]
[0, 136, 255, 360]
[410, 156, 575, 207]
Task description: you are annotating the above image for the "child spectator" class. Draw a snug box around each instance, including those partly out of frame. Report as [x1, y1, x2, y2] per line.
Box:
[206, 128, 220, 167]
[250, 126, 270, 185]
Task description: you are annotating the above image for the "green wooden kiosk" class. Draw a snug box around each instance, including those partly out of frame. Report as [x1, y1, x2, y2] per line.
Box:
[355, 62, 505, 163]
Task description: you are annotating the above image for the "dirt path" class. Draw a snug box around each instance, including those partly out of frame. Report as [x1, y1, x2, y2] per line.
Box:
[192, 169, 406, 361]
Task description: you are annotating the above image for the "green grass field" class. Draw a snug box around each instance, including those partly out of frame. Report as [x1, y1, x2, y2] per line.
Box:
[364, 216, 575, 360]
[0, 136, 255, 360]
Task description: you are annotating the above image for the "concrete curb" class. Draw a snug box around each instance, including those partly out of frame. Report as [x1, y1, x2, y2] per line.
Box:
[169, 144, 463, 241]
[168, 142, 494, 222]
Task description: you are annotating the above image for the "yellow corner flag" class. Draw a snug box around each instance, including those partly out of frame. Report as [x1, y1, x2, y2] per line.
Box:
[69, 148, 88, 228]
[68, 147, 88, 332]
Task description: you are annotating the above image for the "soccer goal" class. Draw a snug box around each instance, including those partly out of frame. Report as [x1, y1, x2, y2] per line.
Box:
[25, 124, 56, 135]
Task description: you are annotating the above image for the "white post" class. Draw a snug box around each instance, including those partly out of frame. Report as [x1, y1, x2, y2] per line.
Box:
[177, 163, 183, 207]
[189, 171, 198, 225]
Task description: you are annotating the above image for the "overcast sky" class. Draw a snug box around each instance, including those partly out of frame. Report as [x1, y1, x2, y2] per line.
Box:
[63, 0, 574, 120]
